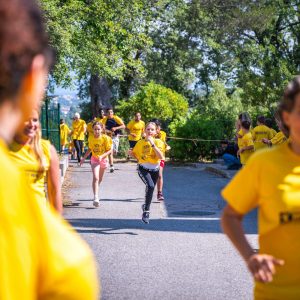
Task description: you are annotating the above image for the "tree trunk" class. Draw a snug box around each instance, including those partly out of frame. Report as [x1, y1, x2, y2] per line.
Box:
[89, 74, 112, 117]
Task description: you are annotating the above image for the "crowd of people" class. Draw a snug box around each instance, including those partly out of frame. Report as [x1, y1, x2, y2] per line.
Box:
[217, 110, 288, 170]
[2, 0, 300, 299]
[60, 108, 170, 224]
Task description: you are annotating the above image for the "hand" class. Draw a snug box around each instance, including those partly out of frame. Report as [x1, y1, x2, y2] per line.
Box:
[80, 158, 84, 166]
[111, 127, 116, 132]
[166, 145, 171, 151]
[262, 138, 269, 144]
[247, 254, 284, 283]
[130, 133, 137, 137]
[146, 136, 154, 145]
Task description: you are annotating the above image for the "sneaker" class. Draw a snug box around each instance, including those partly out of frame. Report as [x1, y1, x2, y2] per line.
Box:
[157, 192, 165, 201]
[110, 165, 114, 173]
[142, 211, 150, 224]
[93, 198, 100, 207]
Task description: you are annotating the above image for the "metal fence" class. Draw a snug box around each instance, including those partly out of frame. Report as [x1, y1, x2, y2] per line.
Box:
[40, 100, 61, 152]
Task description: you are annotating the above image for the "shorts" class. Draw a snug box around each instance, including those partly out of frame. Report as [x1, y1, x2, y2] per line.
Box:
[112, 136, 120, 153]
[129, 140, 138, 149]
[91, 156, 109, 168]
[160, 160, 165, 168]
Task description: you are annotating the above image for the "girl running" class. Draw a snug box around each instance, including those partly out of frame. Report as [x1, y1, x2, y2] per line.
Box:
[10, 109, 62, 213]
[131, 122, 164, 224]
[221, 76, 300, 299]
[80, 121, 112, 207]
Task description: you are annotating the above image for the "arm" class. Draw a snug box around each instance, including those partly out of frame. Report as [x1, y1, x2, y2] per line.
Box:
[222, 205, 284, 283]
[80, 149, 91, 166]
[147, 137, 164, 160]
[47, 145, 63, 214]
[100, 148, 112, 160]
[111, 123, 125, 132]
[237, 145, 254, 155]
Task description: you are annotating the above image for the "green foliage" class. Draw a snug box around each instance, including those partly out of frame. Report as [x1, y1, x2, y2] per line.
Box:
[116, 82, 189, 124]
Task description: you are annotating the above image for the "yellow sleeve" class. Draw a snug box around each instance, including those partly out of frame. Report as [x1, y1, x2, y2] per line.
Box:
[105, 136, 113, 151]
[114, 116, 124, 125]
[127, 120, 133, 130]
[155, 139, 165, 158]
[246, 135, 254, 147]
[221, 155, 260, 214]
[268, 128, 274, 139]
[132, 140, 142, 160]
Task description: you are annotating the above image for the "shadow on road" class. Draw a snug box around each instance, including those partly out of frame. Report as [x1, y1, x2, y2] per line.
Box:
[67, 214, 257, 235]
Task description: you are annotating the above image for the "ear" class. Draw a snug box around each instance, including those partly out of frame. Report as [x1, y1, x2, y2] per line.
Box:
[17, 55, 47, 122]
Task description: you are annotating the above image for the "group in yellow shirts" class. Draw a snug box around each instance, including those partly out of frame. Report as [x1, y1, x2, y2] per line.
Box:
[222, 76, 300, 300]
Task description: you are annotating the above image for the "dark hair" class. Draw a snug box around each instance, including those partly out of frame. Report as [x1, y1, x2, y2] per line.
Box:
[257, 115, 265, 124]
[92, 121, 104, 130]
[265, 118, 272, 128]
[241, 120, 251, 130]
[150, 118, 161, 127]
[0, 0, 52, 104]
[279, 76, 300, 133]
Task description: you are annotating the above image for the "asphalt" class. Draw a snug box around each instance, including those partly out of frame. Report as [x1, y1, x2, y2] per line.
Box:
[63, 161, 258, 300]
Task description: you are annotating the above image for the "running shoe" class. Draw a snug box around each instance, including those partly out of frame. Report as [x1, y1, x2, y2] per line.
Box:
[142, 211, 150, 224]
[93, 198, 100, 207]
[110, 165, 114, 173]
[157, 192, 165, 201]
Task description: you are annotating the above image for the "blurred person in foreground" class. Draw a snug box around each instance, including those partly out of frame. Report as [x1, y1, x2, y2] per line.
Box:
[0, 0, 99, 299]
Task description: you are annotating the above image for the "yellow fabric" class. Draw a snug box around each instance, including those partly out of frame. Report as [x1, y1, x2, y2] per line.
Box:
[127, 120, 145, 141]
[95, 117, 105, 124]
[238, 132, 254, 165]
[86, 122, 94, 136]
[222, 143, 300, 300]
[269, 127, 277, 138]
[72, 119, 86, 140]
[252, 124, 273, 151]
[271, 131, 288, 146]
[60, 124, 70, 145]
[237, 129, 244, 148]
[101, 115, 123, 126]
[157, 130, 168, 153]
[9, 139, 51, 204]
[0, 139, 99, 299]
[132, 139, 164, 164]
[88, 134, 112, 159]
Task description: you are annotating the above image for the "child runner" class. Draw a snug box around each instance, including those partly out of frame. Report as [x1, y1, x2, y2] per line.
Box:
[237, 120, 254, 165]
[126, 112, 145, 150]
[10, 109, 62, 213]
[150, 118, 171, 201]
[80, 121, 112, 207]
[131, 122, 164, 223]
[221, 76, 300, 300]
[60, 118, 71, 153]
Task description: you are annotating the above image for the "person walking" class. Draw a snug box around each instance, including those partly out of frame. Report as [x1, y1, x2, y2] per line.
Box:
[71, 112, 86, 165]
[131, 122, 164, 224]
[221, 76, 300, 300]
[0, 0, 98, 298]
[60, 118, 71, 153]
[80, 122, 112, 207]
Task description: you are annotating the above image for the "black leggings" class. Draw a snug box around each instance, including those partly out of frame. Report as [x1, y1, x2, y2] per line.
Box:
[73, 139, 83, 163]
[138, 165, 159, 211]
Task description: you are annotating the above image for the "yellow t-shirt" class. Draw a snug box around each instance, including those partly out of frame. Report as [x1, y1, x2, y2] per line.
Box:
[132, 139, 164, 164]
[72, 119, 86, 140]
[157, 130, 168, 153]
[88, 134, 112, 159]
[0, 138, 99, 299]
[86, 121, 95, 136]
[239, 132, 254, 165]
[60, 124, 70, 145]
[252, 125, 273, 151]
[269, 127, 277, 138]
[9, 139, 51, 203]
[127, 120, 145, 141]
[271, 131, 287, 146]
[222, 143, 300, 300]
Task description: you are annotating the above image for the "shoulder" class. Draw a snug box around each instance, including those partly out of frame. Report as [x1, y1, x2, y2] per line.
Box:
[114, 115, 123, 123]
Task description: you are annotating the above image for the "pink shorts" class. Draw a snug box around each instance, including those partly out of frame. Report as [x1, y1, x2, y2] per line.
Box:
[91, 156, 108, 168]
[160, 160, 165, 168]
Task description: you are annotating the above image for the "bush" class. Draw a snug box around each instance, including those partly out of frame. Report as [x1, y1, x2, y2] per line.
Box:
[116, 81, 188, 124]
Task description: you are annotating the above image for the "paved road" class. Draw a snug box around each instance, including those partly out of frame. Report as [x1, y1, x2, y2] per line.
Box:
[63, 162, 258, 300]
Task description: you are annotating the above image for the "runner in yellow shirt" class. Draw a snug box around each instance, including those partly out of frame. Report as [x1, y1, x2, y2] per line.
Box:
[60, 118, 71, 153]
[221, 76, 300, 300]
[0, 0, 99, 298]
[126, 112, 145, 150]
[265, 118, 277, 138]
[252, 115, 274, 151]
[80, 121, 112, 207]
[10, 109, 62, 213]
[71, 112, 87, 165]
[237, 120, 254, 165]
[131, 122, 164, 224]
